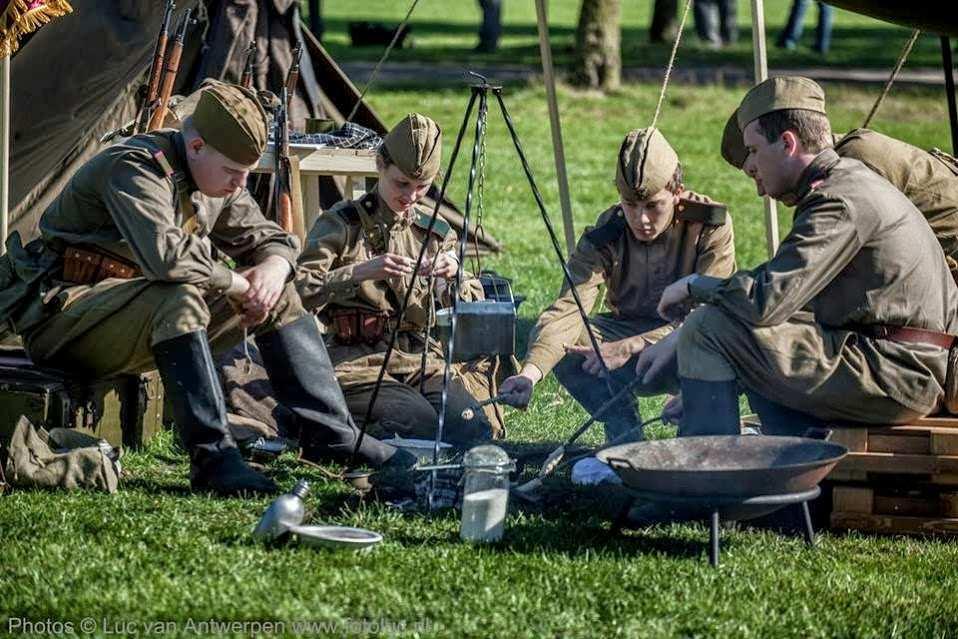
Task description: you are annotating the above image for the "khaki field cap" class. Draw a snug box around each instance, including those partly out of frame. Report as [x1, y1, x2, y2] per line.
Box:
[192, 80, 268, 166]
[736, 76, 827, 130]
[615, 127, 679, 203]
[721, 109, 748, 169]
[381, 113, 443, 180]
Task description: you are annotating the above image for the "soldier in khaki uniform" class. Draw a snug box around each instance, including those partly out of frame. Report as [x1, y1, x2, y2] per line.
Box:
[638, 76, 958, 438]
[0, 82, 411, 496]
[722, 108, 958, 277]
[498, 128, 736, 441]
[296, 113, 493, 445]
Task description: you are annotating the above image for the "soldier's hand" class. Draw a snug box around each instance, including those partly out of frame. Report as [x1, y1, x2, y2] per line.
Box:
[237, 256, 291, 328]
[566, 340, 635, 376]
[657, 275, 695, 321]
[419, 251, 458, 279]
[353, 253, 415, 281]
[498, 374, 535, 409]
[661, 393, 683, 425]
[635, 331, 679, 385]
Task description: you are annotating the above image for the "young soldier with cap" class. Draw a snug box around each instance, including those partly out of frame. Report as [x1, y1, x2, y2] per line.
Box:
[497, 127, 736, 441]
[297, 113, 494, 445]
[638, 76, 958, 437]
[721, 105, 958, 281]
[0, 81, 412, 496]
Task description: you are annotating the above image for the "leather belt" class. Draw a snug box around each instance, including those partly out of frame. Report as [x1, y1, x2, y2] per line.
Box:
[856, 324, 956, 350]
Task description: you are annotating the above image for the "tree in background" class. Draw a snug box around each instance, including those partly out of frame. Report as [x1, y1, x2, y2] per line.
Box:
[573, 0, 621, 91]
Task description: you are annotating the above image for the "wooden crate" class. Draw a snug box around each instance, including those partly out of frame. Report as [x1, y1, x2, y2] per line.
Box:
[830, 485, 958, 535]
[828, 418, 958, 486]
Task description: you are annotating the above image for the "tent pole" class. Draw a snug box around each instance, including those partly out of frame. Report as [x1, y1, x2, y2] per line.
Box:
[941, 37, 958, 155]
[750, 0, 779, 257]
[535, 0, 576, 255]
[0, 55, 9, 256]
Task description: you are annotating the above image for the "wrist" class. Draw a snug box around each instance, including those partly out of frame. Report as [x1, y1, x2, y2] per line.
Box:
[518, 364, 543, 385]
[226, 272, 249, 297]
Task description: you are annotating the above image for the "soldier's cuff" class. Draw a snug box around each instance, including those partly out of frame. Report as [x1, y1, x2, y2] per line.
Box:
[688, 275, 725, 303]
[254, 245, 299, 281]
[209, 263, 234, 294]
[323, 265, 360, 302]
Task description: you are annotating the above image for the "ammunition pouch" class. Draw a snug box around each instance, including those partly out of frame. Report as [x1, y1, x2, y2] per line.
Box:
[61, 246, 141, 285]
[331, 309, 391, 346]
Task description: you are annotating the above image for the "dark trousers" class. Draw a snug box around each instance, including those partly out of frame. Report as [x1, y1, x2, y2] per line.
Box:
[477, 0, 503, 51]
[553, 351, 678, 442]
[746, 391, 827, 436]
[693, 0, 737, 46]
[342, 373, 492, 446]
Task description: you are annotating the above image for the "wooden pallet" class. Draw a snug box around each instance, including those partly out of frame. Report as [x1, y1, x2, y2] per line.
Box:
[830, 485, 958, 535]
[828, 418, 958, 485]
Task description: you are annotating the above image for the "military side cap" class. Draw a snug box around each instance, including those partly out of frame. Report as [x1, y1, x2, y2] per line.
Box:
[615, 127, 679, 203]
[737, 76, 826, 130]
[721, 109, 748, 169]
[382, 113, 443, 180]
[192, 80, 268, 166]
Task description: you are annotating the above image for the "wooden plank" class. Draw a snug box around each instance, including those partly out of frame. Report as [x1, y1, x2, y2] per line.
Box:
[868, 434, 930, 455]
[873, 493, 942, 517]
[827, 468, 869, 481]
[913, 416, 958, 428]
[931, 431, 958, 455]
[830, 512, 958, 535]
[831, 428, 868, 452]
[839, 452, 958, 474]
[944, 493, 958, 517]
[832, 486, 873, 513]
[256, 146, 377, 177]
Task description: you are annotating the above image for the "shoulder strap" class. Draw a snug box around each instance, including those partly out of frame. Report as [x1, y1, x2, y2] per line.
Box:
[675, 197, 727, 226]
[413, 209, 451, 238]
[147, 134, 198, 233]
[584, 208, 627, 248]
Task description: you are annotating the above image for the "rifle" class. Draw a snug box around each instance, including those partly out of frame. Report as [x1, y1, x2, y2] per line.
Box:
[273, 88, 294, 234]
[285, 42, 303, 109]
[147, 8, 192, 132]
[240, 41, 256, 89]
[135, 0, 175, 134]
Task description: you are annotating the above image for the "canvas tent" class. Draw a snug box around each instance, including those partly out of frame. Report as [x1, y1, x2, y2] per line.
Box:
[7, 0, 500, 251]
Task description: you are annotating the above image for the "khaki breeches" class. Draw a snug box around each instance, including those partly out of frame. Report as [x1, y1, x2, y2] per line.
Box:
[677, 305, 927, 424]
[24, 278, 305, 379]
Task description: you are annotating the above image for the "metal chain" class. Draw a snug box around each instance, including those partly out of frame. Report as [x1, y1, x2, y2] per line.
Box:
[346, 0, 422, 122]
[862, 29, 921, 129]
[472, 110, 488, 275]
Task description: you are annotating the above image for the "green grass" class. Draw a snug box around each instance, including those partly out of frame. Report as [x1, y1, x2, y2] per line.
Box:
[3, 82, 958, 637]
[314, 0, 949, 71]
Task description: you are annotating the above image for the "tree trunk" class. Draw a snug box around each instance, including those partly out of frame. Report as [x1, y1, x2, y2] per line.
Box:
[573, 0, 621, 91]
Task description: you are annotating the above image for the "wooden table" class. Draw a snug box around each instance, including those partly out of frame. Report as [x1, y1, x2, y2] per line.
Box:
[255, 145, 378, 239]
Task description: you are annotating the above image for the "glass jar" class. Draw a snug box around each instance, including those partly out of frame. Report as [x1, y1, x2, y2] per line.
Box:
[459, 445, 515, 543]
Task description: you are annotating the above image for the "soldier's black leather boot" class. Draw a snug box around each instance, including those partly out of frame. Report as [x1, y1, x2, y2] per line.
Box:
[153, 330, 277, 496]
[255, 315, 414, 469]
[677, 377, 741, 436]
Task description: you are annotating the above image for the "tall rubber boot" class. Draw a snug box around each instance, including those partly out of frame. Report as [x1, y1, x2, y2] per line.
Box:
[153, 331, 277, 496]
[254, 315, 413, 469]
[678, 377, 741, 437]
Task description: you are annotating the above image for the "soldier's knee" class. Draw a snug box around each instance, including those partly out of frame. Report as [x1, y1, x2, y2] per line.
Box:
[150, 283, 210, 343]
[678, 305, 727, 357]
[553, 353, 585, 387]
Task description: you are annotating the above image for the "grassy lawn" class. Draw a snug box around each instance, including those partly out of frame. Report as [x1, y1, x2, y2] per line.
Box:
[314, 0, 949, 71]
[3, 82, 958, 637]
